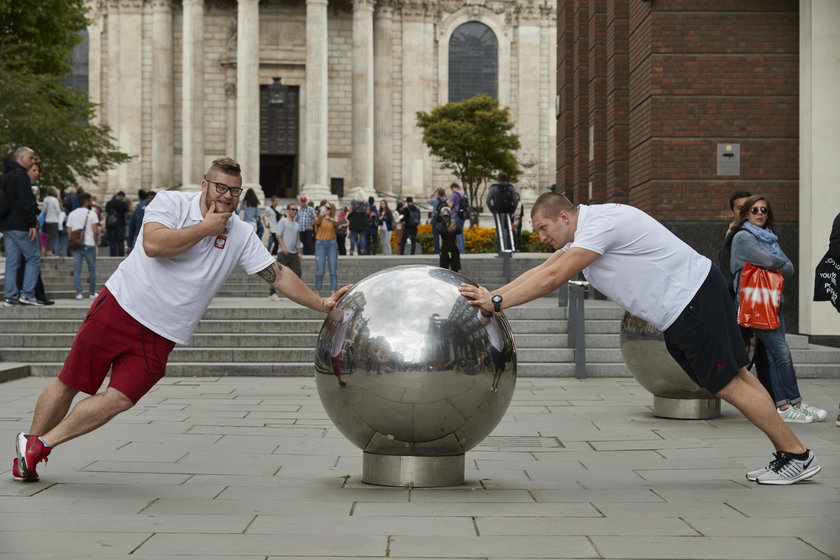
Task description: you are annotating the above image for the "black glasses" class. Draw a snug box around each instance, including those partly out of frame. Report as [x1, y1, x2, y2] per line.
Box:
[205, 178, 243, 197]
[750, 206, 768, 215]
[287, 207, 297, 212]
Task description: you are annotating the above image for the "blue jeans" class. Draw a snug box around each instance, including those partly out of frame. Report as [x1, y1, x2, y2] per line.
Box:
[3, 230, 40, 300]
[73, 245, 97, 295]
[349, 230, 367, 255]
[430, 219, 441, 254]
[453, 217, 466, 254]
[753, 314, 802, 407]
[108, 226, 126, 256]
[315, 239, 338, 291]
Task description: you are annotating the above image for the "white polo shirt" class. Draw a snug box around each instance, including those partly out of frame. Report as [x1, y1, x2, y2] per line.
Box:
[105, 191, 275, 344]
[566, 204, 711, 331]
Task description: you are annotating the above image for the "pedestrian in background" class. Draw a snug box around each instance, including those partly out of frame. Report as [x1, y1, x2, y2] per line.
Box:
[67, 192, 99, 300]
[1, 147, 42, 307]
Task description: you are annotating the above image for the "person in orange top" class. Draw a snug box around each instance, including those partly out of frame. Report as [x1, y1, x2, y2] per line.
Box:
[314, 202, 339, 292]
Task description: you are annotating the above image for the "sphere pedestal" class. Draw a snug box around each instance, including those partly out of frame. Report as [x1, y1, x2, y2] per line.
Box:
[620, 312, 721, 420]
[653, 396, 721, 420]
[362, 453, 465, 487]
[315, 266, 517, 487]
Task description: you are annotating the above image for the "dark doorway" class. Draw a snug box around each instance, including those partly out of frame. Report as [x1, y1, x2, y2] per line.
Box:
[261, 155, 297, 199]
[260, 84, 300, 198]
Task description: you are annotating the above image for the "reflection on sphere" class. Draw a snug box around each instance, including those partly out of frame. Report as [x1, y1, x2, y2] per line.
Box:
[315, 265, 517, 458]
[620, 311, 714, 399]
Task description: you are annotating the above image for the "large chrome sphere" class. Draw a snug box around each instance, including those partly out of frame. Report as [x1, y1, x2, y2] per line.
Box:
[620, 312, 720, 419]
[315, 266, 516, 485]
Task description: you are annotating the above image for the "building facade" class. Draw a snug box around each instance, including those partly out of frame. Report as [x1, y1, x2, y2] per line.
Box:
[557, 0, 840, 337]
[85, 0, 556, 205]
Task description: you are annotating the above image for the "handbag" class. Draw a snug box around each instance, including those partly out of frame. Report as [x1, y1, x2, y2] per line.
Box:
[737, 262, 783, 330]
[813, 251, 840, 312]
[67, 211, 90, 251]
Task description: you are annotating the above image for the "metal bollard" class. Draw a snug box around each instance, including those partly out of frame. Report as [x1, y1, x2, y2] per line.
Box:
[567, 280, 590, 379]
[556, 281, 569, 307]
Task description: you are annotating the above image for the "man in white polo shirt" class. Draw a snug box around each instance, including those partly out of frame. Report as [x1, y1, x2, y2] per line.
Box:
[13, 157, 349, 483]
[459, 192, 820, 486]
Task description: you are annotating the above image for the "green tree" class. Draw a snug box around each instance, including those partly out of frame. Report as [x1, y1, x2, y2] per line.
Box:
[0, 0, 129, 187]
[416, 94, 520, 226]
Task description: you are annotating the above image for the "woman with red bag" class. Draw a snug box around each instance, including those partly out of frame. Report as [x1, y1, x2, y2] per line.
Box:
[731, 195, 827, 423]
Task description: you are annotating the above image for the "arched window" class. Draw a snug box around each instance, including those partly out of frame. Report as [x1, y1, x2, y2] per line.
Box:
[61, 29, 89, 93]
[448, 21, 498, 103]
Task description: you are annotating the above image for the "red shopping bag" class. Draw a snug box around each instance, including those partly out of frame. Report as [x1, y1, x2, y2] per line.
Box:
[737, 262, 783, 330]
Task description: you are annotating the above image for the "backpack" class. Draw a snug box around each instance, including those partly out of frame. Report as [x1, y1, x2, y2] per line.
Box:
[718, 228, 740, 297]
[407, 205, 421, 227]
[490, 182, 519, 215]
[106, 210, 119, 228]
[456, 191, 469, 221]
[432, 196, 448, 222]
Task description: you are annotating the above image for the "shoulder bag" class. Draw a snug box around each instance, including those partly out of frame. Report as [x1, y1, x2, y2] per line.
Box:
[68, 211, 90, 251]
[737, 262, 784, 330]
[813, 251, 840, 312]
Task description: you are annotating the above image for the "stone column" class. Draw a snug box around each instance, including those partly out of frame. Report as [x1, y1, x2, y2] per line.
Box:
[106, 1, 143, 192]
[798, 0, 840, 337]
[301, 0, 331, 200]
[373, 0, 393, 194]
[236, 0, 261, 189]
[181, 0, 204, 189]
[516, 13, 542, 199]
[400, 3, 435, 198]
[151, 0, 174, 189]
[352, 0, 374, 194]
[86, 1, 102, 125]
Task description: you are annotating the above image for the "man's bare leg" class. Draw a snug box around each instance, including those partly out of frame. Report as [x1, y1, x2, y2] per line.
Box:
[28, 378, 80, 436]
[38, 387, 133, 448]
[715, 368, 806, 454]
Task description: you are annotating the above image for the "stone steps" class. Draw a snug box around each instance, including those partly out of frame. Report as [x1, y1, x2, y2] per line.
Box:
[2, 254, 839, 380]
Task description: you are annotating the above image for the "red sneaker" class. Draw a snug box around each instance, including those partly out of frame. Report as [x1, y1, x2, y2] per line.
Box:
[15, 433, 50, 480]
[11, 458, 38, 482]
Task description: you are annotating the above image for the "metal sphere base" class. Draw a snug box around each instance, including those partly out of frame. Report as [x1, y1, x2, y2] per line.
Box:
[362, 453, 465, 487]
[653, 396, 721, 420]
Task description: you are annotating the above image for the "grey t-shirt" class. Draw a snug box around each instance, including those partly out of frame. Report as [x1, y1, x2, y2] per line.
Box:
[277, 217, 300, 253]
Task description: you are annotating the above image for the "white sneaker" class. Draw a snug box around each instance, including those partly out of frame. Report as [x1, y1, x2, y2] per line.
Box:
[754, 450, 821, 485]
[89, 292, 98, 299]
[796, 403, 827, 422]
[269, 293, 281, 301]
[778, 406, 813, 423]
[75, 293, 83, 300]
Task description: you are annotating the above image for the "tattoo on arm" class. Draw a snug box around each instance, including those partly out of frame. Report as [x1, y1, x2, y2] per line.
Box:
[257, 263, 279, 285]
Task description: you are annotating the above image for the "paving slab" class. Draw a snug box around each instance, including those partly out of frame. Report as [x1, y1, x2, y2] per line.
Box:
[0, 376, 837, 559]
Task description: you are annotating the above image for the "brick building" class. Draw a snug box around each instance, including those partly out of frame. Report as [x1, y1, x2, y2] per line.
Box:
[556, 1, 840, 337]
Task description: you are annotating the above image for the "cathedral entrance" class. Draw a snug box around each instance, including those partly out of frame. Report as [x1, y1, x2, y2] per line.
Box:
[259, 84, 299, 199]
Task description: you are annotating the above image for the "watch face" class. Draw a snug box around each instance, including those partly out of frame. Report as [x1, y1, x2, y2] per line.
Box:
[492, 295, 502, 303]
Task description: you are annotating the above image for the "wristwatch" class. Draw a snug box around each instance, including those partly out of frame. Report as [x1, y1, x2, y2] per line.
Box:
[492, 294, 503, 313]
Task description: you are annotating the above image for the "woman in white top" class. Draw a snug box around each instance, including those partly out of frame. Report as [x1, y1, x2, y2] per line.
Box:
[42, 186, 63, 256]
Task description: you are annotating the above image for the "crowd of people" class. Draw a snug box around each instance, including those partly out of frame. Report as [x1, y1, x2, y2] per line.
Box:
[0, 147, 165, 305]
[2, 147, 837, 487]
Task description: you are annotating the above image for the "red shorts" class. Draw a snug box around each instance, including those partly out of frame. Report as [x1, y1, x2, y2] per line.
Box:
[59, 287, 176, 403]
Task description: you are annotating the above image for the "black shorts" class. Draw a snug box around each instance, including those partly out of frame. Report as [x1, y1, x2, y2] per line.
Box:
[662, 266, 749, 394]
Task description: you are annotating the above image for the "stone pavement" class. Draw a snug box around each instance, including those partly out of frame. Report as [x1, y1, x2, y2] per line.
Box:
[0, 376, 838, 560]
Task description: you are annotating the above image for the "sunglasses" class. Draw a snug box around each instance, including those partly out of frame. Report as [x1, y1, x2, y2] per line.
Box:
[750, 206, 768, 215]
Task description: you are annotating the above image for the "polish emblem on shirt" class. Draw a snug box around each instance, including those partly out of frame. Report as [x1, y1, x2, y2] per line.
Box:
[214, 236, 227, 249]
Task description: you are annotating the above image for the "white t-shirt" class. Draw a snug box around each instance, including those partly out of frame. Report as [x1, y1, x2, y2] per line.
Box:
[566, 204, 711, 331]
[66, 208, 98, 246]
[105, 191, 275, 345]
